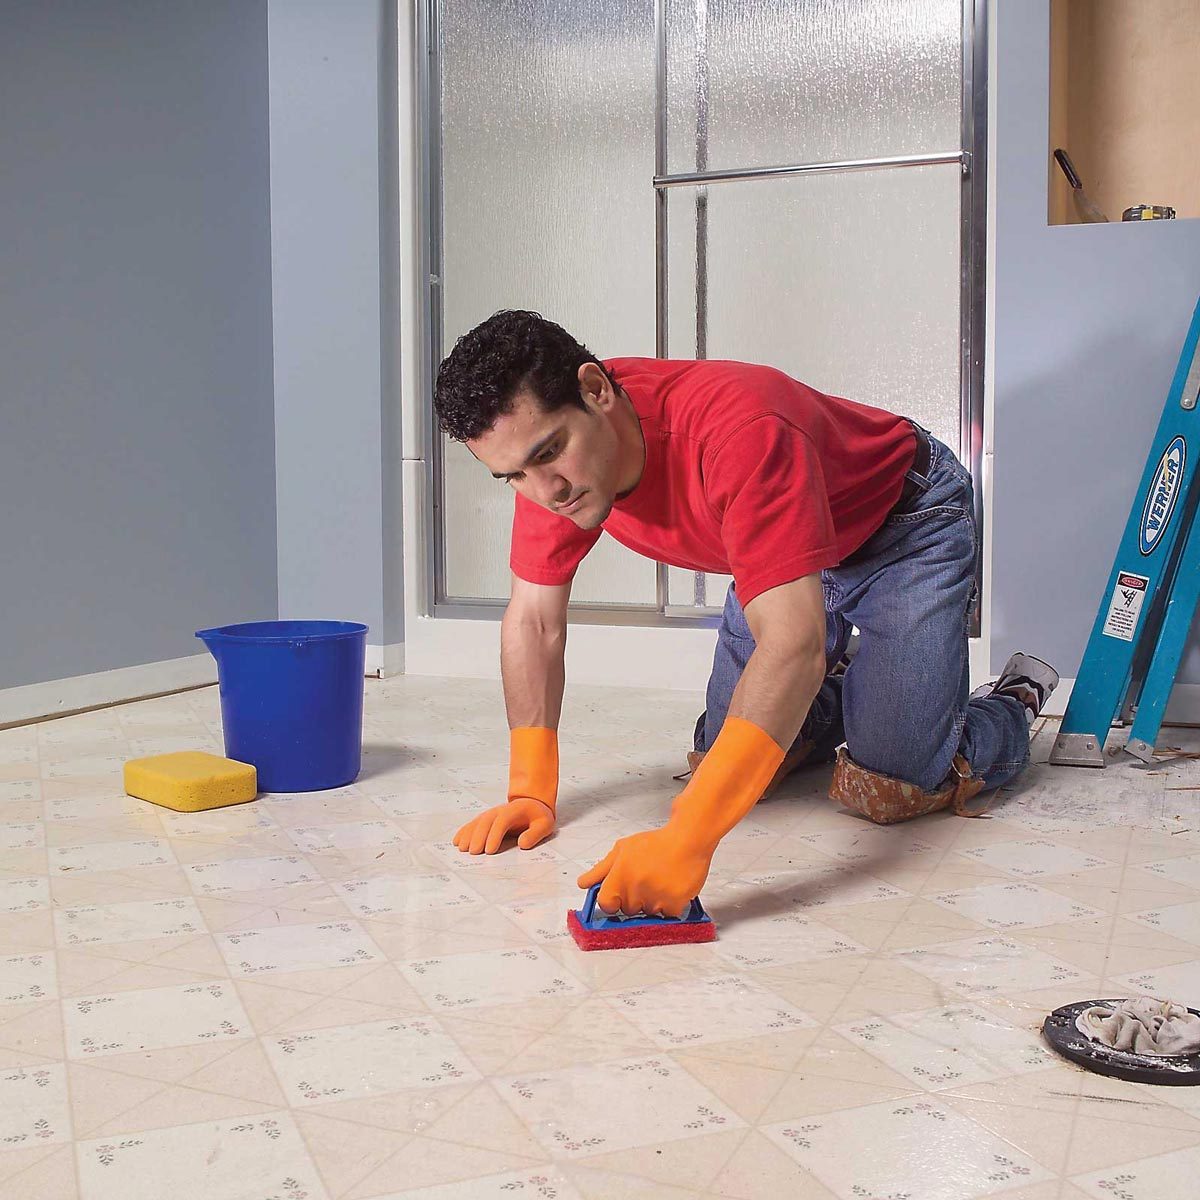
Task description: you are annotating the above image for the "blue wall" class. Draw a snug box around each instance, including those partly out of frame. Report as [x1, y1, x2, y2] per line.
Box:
[14, 0, 1195, 696]
[990, 1, 1200, 680]
[268, 0, 404, 653]
[0, 1, 278, 689]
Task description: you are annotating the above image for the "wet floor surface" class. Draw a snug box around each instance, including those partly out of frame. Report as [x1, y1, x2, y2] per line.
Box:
[1, 676, 1199, 1198]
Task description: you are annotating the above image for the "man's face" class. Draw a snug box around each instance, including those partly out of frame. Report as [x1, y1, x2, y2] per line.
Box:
[466, 384, 624, 531]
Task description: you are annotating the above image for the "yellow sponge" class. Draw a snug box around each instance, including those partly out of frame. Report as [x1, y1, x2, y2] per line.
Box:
[124, 751, 257, 813]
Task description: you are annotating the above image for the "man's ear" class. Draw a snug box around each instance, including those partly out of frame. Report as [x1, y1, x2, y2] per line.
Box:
[578, 362, 614, 411]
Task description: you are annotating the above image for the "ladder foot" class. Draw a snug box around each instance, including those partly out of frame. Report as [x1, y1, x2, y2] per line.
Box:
[1124, 737, 1156, 764]
[1048, 732, 1107, 768]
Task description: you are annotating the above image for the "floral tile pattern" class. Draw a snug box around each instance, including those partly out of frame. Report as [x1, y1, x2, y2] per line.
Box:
[263, 1015, 481, 1106]
[63, 981, 251, 1058]
[762, 1097, 1054, 1198]
[53, 897, 205, 947]
[0, 877, 50, 914]
[1124, 899, 1200, 948]
[332, 872, 484, 919]
[894, 935, 1089, 996]
[75, 1112, 326, 1200]
[609, 974, 816, 1048]
[0, 952, 57, 1006]
[952, 839, 1114, 879]
[0, 1064, 71, 1148]
[50, 838, 176, 874]
[399, 946, 589, 1011]
[926, 882, 1107, 931]
[184, 856, 321, 895]
[215, 921, 384, 977]
[369, 1167, 584, 1199]
[497, 1054, 745, 1158]
[1071, 1146, 1200, 1199]
[832, 1004, 1057, 1090]
[1, 678, 1199, 1198]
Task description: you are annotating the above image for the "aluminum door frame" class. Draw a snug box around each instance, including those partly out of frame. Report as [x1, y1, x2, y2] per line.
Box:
[418, 0, 988, 635]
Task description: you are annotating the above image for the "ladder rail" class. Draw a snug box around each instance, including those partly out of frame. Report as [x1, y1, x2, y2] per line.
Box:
[1051, 298, 1200, 767]
[1126, 474, 1200, 761]
[1121, 476, 1200, 720]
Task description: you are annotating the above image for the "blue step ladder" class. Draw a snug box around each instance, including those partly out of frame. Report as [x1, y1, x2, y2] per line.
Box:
[1050, 298, 1200, 768]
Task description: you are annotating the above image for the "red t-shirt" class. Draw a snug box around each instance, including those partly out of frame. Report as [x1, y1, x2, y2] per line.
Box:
[509, 358, 916, 608]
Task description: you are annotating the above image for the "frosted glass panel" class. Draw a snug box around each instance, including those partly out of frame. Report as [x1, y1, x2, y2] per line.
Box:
[443, 440, 660, 605]
[434, 0, 972, 609]
[439, 1, 658, 605]
[666, 0, 962, 171]
[667, 165, 961, 449]
[668, 566, 733, 610]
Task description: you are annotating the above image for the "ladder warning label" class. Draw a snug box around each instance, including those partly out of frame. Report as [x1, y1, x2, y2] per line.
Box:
[1102, 571, 1149, 641]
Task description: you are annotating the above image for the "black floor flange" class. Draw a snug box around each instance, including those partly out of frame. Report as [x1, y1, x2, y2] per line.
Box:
[1043, 999, 1200, 1086]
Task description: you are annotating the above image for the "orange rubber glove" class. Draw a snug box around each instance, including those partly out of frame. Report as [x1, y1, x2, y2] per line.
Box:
[453, 727, 558, 854]
[578, 716, 784, 917]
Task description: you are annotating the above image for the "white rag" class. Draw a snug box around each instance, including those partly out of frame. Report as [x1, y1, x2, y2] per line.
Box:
[1075, 997, 1200, 1057]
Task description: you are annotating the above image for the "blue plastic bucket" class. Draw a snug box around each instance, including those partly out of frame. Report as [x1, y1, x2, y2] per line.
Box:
[196, 620, 368, 793]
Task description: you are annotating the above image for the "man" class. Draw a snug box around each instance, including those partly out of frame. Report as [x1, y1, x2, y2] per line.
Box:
[434, 310, 1058, 919]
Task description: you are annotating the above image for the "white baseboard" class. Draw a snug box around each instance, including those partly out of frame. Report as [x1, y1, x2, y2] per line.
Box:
[0, 654, 218, 727]
[365, 642, 405, 678]
[1041, 677, 1073, 719]
[2, 642, 410, 727]
[405, 620, 996, 697]
[1041, 677, 1200, 725]
[402, 626, 1200, 727]
[17, 642, 1190, 731]
[403, 614, 720, 691]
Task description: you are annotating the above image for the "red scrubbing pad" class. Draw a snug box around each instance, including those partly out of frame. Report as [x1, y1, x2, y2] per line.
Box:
[567, 908, 717, 950]
[566, 885, 717, 951]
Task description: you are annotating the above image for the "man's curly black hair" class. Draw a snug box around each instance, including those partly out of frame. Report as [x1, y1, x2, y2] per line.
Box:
[434, 310, 613, 442]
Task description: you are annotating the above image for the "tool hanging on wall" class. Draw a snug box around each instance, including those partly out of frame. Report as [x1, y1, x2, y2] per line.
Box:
[1123, 205, 1177, 221]
[1050, 297, 1200, 768]
[1053, 148, 1109, 223]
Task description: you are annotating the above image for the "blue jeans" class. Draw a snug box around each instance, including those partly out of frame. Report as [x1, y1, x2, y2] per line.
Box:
[695, 433, 1030, 793]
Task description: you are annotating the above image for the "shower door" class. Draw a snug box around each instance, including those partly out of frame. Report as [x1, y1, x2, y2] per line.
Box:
[422, 0, 985, 622]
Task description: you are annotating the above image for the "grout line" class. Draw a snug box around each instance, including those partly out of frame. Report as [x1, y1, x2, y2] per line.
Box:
[1052, 792, 1143, 1190]
[282, 1103, 418, 1199]
[58, 1028, 266, 1142]
[67, 1070, 175, 1145]
[939, 1088, 1071, 1179]
[666, 1054, 795, 1189]
[0, 1141, 76, 1197]
[331, 1125, 548, 1197]
[277, 961, 533, 1175]
[10, 721, 86, 1199]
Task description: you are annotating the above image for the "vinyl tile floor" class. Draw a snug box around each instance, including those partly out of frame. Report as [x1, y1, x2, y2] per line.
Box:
[1, 676, 1200, 1199]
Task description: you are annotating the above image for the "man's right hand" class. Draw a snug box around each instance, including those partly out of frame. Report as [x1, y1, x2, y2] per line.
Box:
[452, 797, 556, 855]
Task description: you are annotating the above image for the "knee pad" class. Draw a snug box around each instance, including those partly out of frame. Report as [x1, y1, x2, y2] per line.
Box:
[829, 748, 988, 825]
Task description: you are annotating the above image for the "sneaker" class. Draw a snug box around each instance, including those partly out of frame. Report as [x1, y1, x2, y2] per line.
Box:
[829, 642, 856, 679]
[971, 652, 1060, 724]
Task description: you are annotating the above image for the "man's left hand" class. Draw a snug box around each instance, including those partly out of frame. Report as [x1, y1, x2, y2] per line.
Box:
[577, 825, 716, 919]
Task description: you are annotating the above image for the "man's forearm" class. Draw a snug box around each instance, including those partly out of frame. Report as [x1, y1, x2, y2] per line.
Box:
[726, 640, 827, 753]
[666, 643, 825, 850]
[500, 611, 567, 730]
